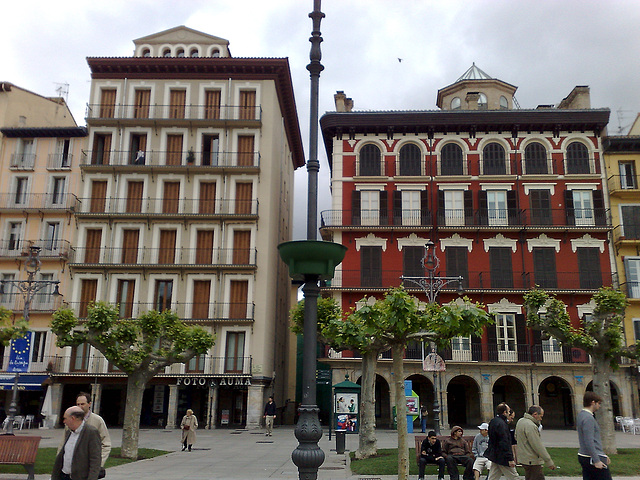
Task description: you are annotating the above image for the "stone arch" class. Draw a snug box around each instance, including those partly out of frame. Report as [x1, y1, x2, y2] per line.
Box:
[356, 373, 392, 428]
[492, 375, 527, 417]
[407, 374, 434, 430]
[446, 375, 482, 429]
[538, 376, 574, 427]
[586, 380, 622, 417]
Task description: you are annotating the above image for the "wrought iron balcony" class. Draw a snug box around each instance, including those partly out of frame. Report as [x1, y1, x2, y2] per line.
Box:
[0, 193, 78, 211]
[608, 174, 639, 193]
[68, 247, 256, 267]
[612, 224, 640, 243]
[47, 153, 73, 170]
[85, 103, 262, 122]
[74, 197, 258, 216]
[81, 150, 260, 168]
[9, 153, 36, 170]
[0, 240, 71, 259]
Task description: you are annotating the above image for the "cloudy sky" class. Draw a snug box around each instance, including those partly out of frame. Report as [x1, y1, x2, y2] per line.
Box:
[2, 0, 639, 239]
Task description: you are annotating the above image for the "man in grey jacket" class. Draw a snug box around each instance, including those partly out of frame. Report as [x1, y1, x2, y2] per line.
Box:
[514, 405, 555, 480]
[577, 392, 612, 480]
[52, 406, 101, 480]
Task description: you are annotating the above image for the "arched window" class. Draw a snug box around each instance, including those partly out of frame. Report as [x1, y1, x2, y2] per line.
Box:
[176, 48, 185, 58]
[141, 48, 151, 58]
[440, 143, 464, 175]
[524, 142, 548, 174]
[451, 97, 461, 110]
[359, 144, 381, 176]
[210, 48, 220, 58]
[190, 48, 199, 58]
[162, 48, 172, 58]
[500, 96, 508, 109]
[482, 142, 506, 175]
[478, 93, 488, 110]
[398, 144, 421, 176]
[566, 142, 590, 174]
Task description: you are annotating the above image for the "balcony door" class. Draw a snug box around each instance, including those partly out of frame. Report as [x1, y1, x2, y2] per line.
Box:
[496, 313, 517, 362]
[225, 332, 246, 373]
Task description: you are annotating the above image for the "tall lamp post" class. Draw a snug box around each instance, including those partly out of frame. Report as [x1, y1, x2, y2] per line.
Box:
[401, 240, 463, 435]
[1, 245, 61, 434]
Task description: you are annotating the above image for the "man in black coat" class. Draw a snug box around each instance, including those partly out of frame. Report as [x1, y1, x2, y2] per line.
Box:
[486, 403, 518, 480]
[419, 431, 446, 480]
[52, 406, 102, 480]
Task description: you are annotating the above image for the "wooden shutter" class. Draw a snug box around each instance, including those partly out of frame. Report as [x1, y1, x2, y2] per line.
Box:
[237, 135, 255, 166]
[351, 191, 361, 225]
[100, 89, 116, 118]
[199, 182, 216, 214]
[530, 190, 552, 225]
[531, 329, 543, 362]
[79, 279, 98, 317]
[134, 89, 150, 119]
[162, 182, 180, 213]
[117, 279, 135, 318]
[533, 247, 557, 288]
[361, 246, 382, 287]
[516, 314, 528, 362]
[478, 190, 488, 225]
[564, 190, 575, 225]
[577, 247, 602, 289]
[90, 181, 107, 213]
[126, 181, 144, 213]
[446, 247, 468, 287]
[84, 229, 102, 263]
[232, 231, 251, 264]
[166, 134, 183, 165]
[437, 190, 445, 224]
[490, 247, 513, 288]
[464, 190, 474, 226]
[204, 90, 221, 119]
[235, 183, 252, 214]
[92, 134, 112, 165]
[158, 230, 176, 264]
[121, 229, 139, 264]
[486, 324, 498, 361]
[169, 89, 186, 119]
[379, 190, 388, 225]
[420, 190, 429, 225]
[192, 281, 211, 318]
[392, 191, 402, 226]
[239, 90, 256, 120]
[195, 230, 214, 264]
[507, 190, 519, 225]
[592, 190, 606, 225]
[403, 246, 424, 277]
[229, 280, 248, 318]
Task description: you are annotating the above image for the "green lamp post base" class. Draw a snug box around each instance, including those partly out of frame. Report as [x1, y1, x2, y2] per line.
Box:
[278, 240, 347, 280]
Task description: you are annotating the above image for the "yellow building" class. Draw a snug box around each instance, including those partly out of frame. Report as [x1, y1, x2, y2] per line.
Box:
[0, 83, 84, 418]
[603, 115, 640, 415]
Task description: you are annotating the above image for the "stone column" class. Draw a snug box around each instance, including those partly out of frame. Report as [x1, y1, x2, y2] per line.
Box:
[206, 385, 219, 429]
[246, 383, 264, 429]
[166, 384, 178, 429]
[48, 383, 63, 428]
[91, 383, 103, 415]
[481, 373, 494, 421]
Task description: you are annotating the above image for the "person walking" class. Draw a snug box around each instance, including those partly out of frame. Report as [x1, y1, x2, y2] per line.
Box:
[472, 422, 491, 480]
[52, 406, 101, 480]
[263, 396, 276, 436]
[515, 405, 556, 480]
[420, 404, 429, 433]
[75, 392, 111, 468]
[485, 402, 518, 480]
[180, 409, 198, 451]
[577, 392, 612, 480]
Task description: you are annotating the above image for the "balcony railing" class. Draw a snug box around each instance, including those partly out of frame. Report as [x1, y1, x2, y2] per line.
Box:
[64, 302, 255, 322]
[612, 224, 640, 243]
[608, 174, 639, 192]
[9, 153, 36, 170]
[0, 193, 78, 211]
[47, 153, 73, 170]
[321, 208, 611, 229]
[325, 269, 613, 291]
[619, 282, 640, 299]
[85, 104, 262, 122]
[81, 150, 260, 168]
[0, 240, 71, 259]
[3, 355, 253, 376]
[75, 197, 258, 216]
[324, 344, 592, 365]
[68, 247, 257, 267]
[0, 293, 63, 312]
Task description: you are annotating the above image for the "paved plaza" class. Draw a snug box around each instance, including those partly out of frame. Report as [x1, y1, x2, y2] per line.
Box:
[2, 426, 639, 480]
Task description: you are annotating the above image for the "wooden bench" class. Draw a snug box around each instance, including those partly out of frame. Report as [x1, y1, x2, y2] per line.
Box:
[0, 435, 41, 480]
[414, 434, 475, 468]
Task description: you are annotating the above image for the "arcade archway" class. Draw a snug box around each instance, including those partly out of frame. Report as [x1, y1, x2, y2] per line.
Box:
[492, 375, 526, 417]
[447, 375, 482, 429]
[356, 373, 392, 428]
[539, 376, 574, 427]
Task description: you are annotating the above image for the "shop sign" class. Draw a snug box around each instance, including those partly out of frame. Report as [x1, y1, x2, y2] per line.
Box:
[176, 376, 252, 388]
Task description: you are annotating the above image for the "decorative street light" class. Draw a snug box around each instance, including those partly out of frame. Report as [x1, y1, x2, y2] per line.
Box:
[401, 240, 464, 435]
[1, 245, 61, 434]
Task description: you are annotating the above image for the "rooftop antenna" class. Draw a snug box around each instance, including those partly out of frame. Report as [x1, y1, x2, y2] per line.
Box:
[54, 82, 69, 102]
[616, 108, 633, 134]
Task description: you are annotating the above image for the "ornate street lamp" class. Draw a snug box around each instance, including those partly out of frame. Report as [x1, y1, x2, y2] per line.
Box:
[401, 240, 463, 435]
[1, 245, 61, 434]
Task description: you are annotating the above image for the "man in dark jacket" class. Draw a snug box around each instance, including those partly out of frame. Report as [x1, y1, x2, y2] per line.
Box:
[442, 426, 474, 480]
[486, 403, 518, 480]
[52, 406, 101, 480]
[419, 431, 446, 480]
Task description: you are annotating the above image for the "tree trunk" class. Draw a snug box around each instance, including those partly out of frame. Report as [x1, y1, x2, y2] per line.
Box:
[592, 355, 617, 455]
[121, 372, 149, 459]
[356, 350, 378, 459]
[392, 343, 409, 480]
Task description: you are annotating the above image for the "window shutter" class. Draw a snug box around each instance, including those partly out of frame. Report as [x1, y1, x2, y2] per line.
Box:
[133, 89, 150, 119]
[464, 190, 474, 226]
[235, 183, 253, 214]
[380, 190, 389, 225]
[490, 247, 513, 288]
[471, 334, 482, 361]
[531, 329, 543, 362]
[169, 89, 186, 119]
[420, 190, 429, 225]
[166, 134, 183, 165]
[351, 191, 361, 225]
[232, 230, 251, 264]
[90, 181, 107, 213]
[237, 135, 255, 166]
[192, 281, 211, 318]
[84, 229, 102, 263]
[204, 90, 221, 120]
[478, 190, 488, 225]
[577, 247, 602, 289]
[564, 190, 575, 225]
[592, 190, 606, 226]
[486, 324, 498, 361]
[507, 190, 519, 225]
[125, 181, 144, 213]
[100, 89, 116, 118]
[530, 190, 552, 225]
[437, 190, 445, 224]
[79, 279, 98, 317]
[361, 246, 382, 287]
[516, 314, 528, 362]
[158, 230, 176, 264]
[121, 229, 140, 264]
[195, 230, 214, 264]
[533, 247, 557, 288]
[229, 280, 249, 318]
[446, 247, 469, 287]
[403, 246, 424, 277]
[117, 280, 135, 318]
[392, 191, 402, 226]
[239, 91, 256, 120]
[199, 182, 216, 214]
[162, 182, 180, 214]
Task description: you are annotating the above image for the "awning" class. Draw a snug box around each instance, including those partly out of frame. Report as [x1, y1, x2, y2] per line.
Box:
[0, 374, 49, 391]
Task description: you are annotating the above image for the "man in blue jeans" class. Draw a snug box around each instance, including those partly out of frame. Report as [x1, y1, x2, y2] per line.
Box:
[577, 392, 612, 480]
[419, 431, 446, 480]
[420, 404, 429, 433]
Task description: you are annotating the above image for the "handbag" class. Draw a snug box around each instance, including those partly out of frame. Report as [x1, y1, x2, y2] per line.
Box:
[183, 425, 190, 430]
[98, 467, 106, 479]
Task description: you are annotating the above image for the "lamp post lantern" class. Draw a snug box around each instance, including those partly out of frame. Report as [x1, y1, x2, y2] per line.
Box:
[401, 240, 463, 435]
[1, 245, 61, 434]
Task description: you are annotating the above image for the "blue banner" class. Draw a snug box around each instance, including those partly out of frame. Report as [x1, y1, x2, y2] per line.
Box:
[8, 332, 31, 373]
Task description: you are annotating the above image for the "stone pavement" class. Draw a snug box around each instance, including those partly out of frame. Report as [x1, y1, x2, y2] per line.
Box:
[2, 426, 639, 480]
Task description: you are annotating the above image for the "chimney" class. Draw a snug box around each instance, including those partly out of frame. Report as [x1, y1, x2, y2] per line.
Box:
[465, 92, 480, 111]
[558, 86, 591, 109]
[334, 91, 353, 112]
